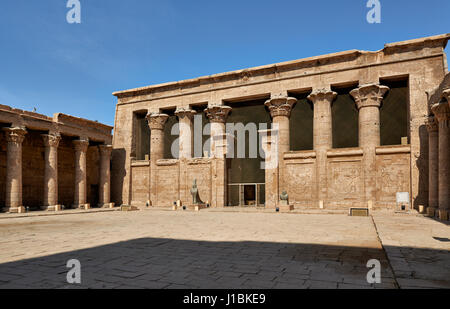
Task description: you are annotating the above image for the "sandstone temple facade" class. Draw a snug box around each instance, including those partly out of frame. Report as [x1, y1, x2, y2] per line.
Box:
[111, 34, 450, 220]
[0, 105, 113, 213]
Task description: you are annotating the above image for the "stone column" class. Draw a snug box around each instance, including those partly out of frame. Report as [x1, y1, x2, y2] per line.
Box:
[350, 84, 389, 207]
[175, 107, 196, 205]
[3, 127, 27, 213]
[307, 89, 336, 208]
[431, 102, 450, 220]
[426, 116, 439, 216]
[443, 89, 450, 109]
[259, 129, 279, 208]
[205, 105, 231, 207]
[42, 133, 61, 211]
[73, 138, 89, 209]
[99, 144, 113, 208]
[146, 113, 169, 206]
[264, 95, 296, 207]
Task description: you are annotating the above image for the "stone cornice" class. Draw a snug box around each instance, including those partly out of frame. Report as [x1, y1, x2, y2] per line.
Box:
[265, 96, 297, 118]
[146, 113, 169, 130]
[0, 104, 112, 143]
[4, 127, 27, 144]
[113, 34, 449, 100]
[42, 133, 61, 148]
[350, 84, 389, 109]
[204, 105, 232, 123]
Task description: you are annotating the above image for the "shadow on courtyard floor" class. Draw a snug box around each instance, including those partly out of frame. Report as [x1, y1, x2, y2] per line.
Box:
[0, 238, 449, 289]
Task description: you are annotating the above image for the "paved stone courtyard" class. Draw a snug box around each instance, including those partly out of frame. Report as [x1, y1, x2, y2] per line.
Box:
[0, 209, 448, 289]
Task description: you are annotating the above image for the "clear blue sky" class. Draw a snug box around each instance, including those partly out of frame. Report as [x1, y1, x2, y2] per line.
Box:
[0, 0, 449, 126]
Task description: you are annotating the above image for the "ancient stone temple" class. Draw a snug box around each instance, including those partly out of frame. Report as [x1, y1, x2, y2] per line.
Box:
[112, 34, 450, 219]
[0, 105, 113, 213]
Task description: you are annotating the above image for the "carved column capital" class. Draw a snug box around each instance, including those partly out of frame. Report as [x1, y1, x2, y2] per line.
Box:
[42, 133, 61, 148]
[264, 96, 297, 118]
[146, 113, 169, 130]
[426, 116, 438, 133]
[431, 102, 450, 128]
[442, 88, 450, 107]
[4, 127, 27, 144]
[307, 89, 337, 105]
[350, 84, 389, 109]
[99, 144, 113, 158]
[204, 105, 231, 123]
[73, 139, 89, 153]
[175, 107, 196, 120]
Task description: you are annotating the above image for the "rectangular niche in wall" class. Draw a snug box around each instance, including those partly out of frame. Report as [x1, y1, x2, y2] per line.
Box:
[161, 108, 178, 159]
[289, 91, 313, 151]
[133, 111, 150, 160]
[379, 77, 409, 146]
[331, 84, 359, 149]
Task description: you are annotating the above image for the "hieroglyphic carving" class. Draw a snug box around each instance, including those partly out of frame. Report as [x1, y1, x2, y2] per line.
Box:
[376, 153, 410, 202]
[285, 163, 314, 202]
[328, 161, 362, 199]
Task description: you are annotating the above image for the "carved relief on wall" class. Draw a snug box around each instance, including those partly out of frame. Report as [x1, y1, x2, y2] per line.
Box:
[328, 160, 362, 199]
[131, 166, 149, 203]
[285, 162, 314, 202]
[376, 154, 410, 202]
[156, 165, 180, 205]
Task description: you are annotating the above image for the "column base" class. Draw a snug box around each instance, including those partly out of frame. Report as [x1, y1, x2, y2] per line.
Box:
[427, 207, 437, 217]
[73, 203, 91, 210]
[99, 203, 115, 209]
[3, 206, 26, 213]
[438, 209, 449, 221]
[41, 205, 63, 212]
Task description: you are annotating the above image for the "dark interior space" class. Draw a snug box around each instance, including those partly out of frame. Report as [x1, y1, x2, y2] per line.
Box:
[191, 104, 210, 158]
[133, 111, 150, 160]
[379, 78, 409, 146]
[289, 91, 313, 151]
[225, 99, 270, 206]
[331, 84, 359, 148]
[161, 108, 178, 159]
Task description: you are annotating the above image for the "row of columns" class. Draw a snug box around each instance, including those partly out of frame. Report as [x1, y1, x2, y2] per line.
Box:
[427, 89, 450, 220]
[263, 84, 390, 207]
[2, 127, 113, 213]
[142, 83, 391, 208]
[145, 105, 232, 207]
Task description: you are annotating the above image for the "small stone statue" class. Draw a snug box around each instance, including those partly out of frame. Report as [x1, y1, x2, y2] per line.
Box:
[190, 179, 199, 204]
[280, 191, 289, 206]
[280, 190, 288, 201]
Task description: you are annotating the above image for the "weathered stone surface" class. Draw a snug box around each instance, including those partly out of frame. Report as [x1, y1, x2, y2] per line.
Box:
[111, 35, 450, 211]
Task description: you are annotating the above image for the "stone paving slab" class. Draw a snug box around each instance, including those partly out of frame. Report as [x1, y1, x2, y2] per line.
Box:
[372, 213, 450, 289]
[0, 210, 447, 289]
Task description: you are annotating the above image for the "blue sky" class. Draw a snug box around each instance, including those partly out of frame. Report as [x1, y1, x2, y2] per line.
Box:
[0, 0, 449, 126]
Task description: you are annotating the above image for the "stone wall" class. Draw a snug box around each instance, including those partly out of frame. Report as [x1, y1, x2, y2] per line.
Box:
[113, 34, 449, 210]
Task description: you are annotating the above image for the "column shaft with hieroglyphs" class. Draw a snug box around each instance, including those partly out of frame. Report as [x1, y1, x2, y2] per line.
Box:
[175, 107, 196, 204]
[351, 84, 389, 207]
[73, 138, 89, 208]
[308, 89, 336, 208]
[426, 116, 439, 216]
[264, 95, 296, 207]
[42, 133, 61, 210]
[205, 105, 231, 207]
[99, 144, 113, 207]
[146, 113, 169, 206]
[3, 127, 27, 213]
[431, 101, 450, 220]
